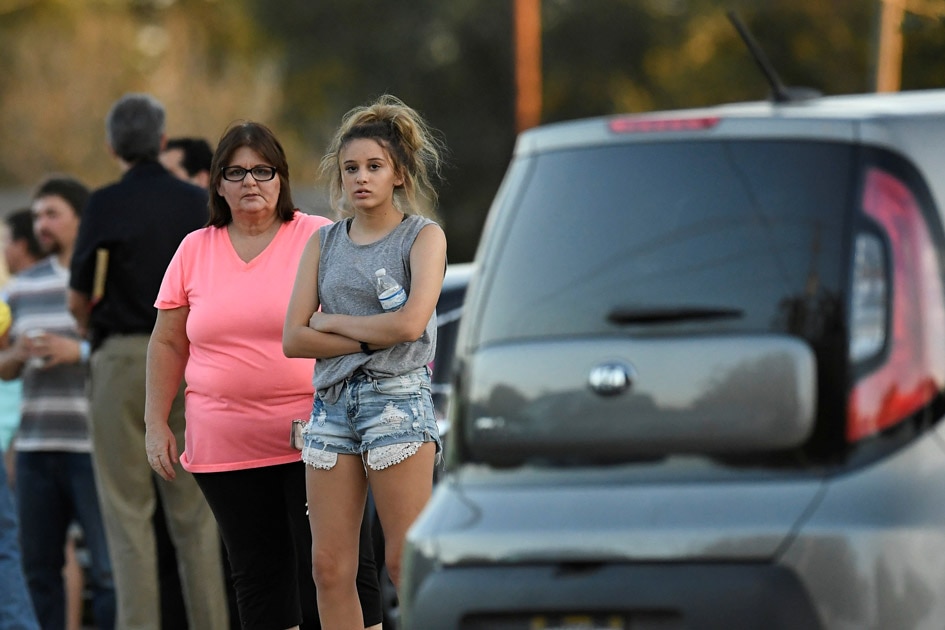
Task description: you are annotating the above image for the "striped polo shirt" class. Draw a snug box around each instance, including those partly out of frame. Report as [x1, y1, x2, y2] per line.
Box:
[6, 256, 90, 452]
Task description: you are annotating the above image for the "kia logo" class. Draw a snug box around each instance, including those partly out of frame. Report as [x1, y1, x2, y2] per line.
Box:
[588, 362, 635, 396]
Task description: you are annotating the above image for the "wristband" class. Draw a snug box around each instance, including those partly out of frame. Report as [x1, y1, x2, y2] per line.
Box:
[360, 341, 375, 356]
[79, 340, 91, 363]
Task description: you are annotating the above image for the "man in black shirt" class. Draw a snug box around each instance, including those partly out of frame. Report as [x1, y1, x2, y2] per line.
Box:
[68, 93, 228, 630]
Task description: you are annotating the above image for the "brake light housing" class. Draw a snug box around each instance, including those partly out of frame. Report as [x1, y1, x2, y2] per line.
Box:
[847, 168, 945, 442]
[608, 115, 720, 134]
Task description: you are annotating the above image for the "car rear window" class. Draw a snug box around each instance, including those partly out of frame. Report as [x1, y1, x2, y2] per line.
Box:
[475, 140, 855, 347]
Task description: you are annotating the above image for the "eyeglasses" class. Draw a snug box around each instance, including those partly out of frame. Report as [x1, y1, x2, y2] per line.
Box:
[221, 165, 278, 182]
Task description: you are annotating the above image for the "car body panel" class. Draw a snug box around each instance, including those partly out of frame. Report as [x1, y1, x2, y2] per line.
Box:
[780, 424, 945, 629]
[430, 262, 475, 422]
[463, 335, 816, 463]
[405, 564, 822, 629]
[408, 424, 945, 628]
[409, 467, 826, 565]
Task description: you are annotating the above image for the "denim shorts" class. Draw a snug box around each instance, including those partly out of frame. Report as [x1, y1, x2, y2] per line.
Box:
[301, 366, 441, 469]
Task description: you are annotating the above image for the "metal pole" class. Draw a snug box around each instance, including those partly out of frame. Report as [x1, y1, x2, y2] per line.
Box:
[514, 0, 542, 132]
[876, 0, 904, 92]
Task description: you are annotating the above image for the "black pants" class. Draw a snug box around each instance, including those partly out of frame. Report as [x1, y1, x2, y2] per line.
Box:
[195, 462, 382, 630]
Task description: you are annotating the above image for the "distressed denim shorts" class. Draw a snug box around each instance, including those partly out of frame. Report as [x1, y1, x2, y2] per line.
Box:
[301, 366, 441, 471]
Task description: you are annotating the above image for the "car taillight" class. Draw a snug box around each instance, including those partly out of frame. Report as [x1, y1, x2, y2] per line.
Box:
[847, 168, 945, 442]
[849, 233, 886, 362]
[608, 116, 719, 134]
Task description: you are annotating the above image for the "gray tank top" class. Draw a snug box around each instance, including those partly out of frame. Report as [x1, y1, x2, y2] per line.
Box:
[313, 214, 438, 402]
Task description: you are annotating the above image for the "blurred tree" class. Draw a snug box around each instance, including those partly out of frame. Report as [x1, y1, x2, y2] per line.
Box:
[0, 0, 282, 188]
[899, 9, 945, 89]
[541, 0, 878, 119]
[0, 0, 942, 260]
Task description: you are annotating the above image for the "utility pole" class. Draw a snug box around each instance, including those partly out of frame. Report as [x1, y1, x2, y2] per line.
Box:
[514, 0, 542, 133]
[876, 0, 945, 92]
[876, 0, 904, 92]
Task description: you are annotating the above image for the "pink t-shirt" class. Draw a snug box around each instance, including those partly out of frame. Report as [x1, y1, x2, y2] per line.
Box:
[155, 212, 331, 472]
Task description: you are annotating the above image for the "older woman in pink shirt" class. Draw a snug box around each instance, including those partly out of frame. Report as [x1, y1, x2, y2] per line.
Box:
[144, 121, 382, 630]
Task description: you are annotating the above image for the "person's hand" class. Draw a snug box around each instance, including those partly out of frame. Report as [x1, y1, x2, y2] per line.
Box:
[9, 332, 34, 364]
[145, 422, 179, 481]
[29, 332, 81, 368]
[309, 311, 328, 331]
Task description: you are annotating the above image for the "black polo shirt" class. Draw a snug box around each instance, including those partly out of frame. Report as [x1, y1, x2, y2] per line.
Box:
[70, 160, 209, 345]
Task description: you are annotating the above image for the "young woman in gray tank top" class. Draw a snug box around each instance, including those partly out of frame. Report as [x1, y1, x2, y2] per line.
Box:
[284, 94, 447, 629]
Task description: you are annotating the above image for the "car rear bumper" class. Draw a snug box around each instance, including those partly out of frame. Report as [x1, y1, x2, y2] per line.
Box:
[402, 562, 822, 629]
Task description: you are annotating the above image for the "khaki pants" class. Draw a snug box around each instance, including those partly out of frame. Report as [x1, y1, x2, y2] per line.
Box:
[89, 335, 228, 630]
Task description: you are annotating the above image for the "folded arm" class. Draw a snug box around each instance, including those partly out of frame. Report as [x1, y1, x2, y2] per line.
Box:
[284, 224, 447, 358]
[307, 224, 447, 347]
[283, 234, 359, 359]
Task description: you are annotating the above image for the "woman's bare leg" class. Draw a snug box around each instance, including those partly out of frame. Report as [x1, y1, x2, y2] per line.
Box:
[367, 442, 436, 590]
[306, 453, 369, 630]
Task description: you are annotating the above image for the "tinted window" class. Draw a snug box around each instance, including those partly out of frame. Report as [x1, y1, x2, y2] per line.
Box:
[475, 140, 853, 347]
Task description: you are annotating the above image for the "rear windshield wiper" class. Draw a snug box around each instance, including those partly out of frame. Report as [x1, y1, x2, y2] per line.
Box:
[607, 306, 744, 325]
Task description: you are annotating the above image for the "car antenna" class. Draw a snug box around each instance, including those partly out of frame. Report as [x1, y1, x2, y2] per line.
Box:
[726, 10, 821, 103]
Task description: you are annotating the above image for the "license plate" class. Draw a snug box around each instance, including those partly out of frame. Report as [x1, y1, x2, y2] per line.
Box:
[529, 614, 627, 629]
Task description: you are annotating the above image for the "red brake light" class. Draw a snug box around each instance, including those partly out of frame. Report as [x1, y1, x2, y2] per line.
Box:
[847, 168, 945, 442]
[608, 116, 720, 134]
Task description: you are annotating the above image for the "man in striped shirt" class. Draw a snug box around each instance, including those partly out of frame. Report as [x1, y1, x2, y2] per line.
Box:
[0, 176, 115, 629]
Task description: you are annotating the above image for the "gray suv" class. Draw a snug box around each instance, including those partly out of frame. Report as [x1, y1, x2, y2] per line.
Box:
[400, 88, 945, 629]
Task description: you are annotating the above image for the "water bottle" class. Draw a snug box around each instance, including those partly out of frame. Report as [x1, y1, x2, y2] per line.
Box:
[375, 268, 407, 311]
